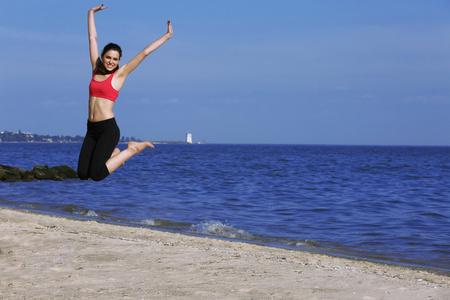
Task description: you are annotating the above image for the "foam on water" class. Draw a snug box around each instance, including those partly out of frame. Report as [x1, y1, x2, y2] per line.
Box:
[190, 221, 252, 240]
[85, 210, 98, 217]
[141, 219, 157, 226]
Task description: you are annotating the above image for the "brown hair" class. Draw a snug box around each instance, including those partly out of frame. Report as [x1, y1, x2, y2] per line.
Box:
[94, 43, 122, 75]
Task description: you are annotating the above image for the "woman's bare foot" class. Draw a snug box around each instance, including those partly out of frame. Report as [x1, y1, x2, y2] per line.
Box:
[127, 141, 154, 154]
[105, 142, 154, 175]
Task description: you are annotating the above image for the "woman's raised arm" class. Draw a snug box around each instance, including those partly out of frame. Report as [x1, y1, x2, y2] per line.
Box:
[88, 4, 107, 71]
[117, 21, 173, 78]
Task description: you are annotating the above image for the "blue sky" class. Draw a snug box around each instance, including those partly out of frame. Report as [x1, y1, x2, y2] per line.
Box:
[1, 0, 449, 145]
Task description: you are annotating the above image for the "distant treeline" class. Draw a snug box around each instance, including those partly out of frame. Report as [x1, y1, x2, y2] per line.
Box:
[0, 130, 141, 143]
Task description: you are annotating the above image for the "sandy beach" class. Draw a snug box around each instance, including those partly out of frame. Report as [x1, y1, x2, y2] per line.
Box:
[0, 207, 448, 299]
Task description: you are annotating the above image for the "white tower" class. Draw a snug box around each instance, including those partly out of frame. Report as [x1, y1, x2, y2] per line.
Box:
[186, 131, 192, 144]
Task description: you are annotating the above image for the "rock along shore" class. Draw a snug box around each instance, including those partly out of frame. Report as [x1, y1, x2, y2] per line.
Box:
[0, 164, 78, 182]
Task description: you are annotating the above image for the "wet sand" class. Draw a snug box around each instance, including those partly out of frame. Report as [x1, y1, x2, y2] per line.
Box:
[0, 207, 448, 299]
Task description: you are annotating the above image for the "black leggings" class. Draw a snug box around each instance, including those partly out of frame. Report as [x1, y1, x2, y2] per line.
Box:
[77, 118, 120, 181]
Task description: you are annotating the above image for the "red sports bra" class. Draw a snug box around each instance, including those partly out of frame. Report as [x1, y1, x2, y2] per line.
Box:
[89, 72, 119, 102]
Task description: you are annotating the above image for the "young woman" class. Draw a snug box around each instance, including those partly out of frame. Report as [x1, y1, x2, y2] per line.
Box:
[77, 4, 173, 181]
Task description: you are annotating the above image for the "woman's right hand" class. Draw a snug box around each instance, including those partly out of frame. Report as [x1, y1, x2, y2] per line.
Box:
[90, 4, 107, 13]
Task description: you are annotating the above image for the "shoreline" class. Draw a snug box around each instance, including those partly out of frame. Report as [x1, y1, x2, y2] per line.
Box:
[1, 207, 448, 299]
[2, 204, 447, 273]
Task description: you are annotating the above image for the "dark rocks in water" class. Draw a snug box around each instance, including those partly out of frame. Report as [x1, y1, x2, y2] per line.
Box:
[50, 165, 78, 180]
[0, 164, 78, 182]
[32, 165, 54, 180]
[0, 165, 24, 182]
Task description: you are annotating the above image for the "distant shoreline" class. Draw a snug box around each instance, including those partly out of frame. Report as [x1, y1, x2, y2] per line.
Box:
[0, 141, 201, 145]
[0, 131, 202, 144]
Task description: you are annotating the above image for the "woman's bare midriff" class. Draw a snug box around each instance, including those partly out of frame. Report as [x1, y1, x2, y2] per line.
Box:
[88, 96, 115, 122]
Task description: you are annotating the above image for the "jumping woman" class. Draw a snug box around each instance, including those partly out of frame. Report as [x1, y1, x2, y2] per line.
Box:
[77, 4, 173, 181]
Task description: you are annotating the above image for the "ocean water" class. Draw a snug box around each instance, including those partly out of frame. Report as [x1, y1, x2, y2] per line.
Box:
[0, 143, 449, 272]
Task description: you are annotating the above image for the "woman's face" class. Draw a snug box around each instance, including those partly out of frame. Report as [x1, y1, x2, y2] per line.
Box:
[102, 50, 121, 71]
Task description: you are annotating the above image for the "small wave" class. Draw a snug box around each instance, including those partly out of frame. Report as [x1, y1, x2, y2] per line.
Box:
[141, 219, 156, 226]
[74, 209, 98, 217]
[420, 212, 447, 218]
[56, 204, 100, 218]
[139, 218, 191, 230]
[190, 221, 252, 240]
[85, 210, 98, 217]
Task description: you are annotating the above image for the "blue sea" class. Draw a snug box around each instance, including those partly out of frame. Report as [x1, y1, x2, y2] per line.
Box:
[0, 143, 449, 272]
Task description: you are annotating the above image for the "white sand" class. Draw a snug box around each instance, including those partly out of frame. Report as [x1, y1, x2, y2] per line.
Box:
[0, 207, 448, 299]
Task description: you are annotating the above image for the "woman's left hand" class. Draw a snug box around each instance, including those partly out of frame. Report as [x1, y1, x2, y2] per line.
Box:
[166, 21, 173, 38]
